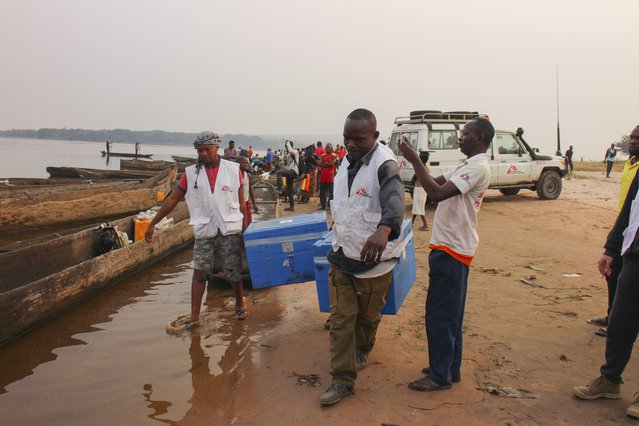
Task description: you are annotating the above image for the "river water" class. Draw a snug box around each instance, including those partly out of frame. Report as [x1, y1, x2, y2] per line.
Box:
[0, 137, 286, 424]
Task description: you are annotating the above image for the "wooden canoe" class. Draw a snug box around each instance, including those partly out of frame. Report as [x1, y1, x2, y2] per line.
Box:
[120, 159, 176, 172]
[0, 202, 193, 346]
[47, 166, 158, 180]
[0, 168, 177, 231]
[171, 155, 197, 163]
[101, 151, 153, 158]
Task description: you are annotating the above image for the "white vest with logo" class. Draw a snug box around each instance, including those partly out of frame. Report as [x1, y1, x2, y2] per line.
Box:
[184, 160, 243, 239]
[331, 143, 402, 261]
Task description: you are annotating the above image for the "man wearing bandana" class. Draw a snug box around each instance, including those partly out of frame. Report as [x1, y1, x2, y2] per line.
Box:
[145, 131, 249, 323]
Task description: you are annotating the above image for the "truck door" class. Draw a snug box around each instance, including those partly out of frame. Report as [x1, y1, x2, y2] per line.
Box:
[493, 132, 532, 185]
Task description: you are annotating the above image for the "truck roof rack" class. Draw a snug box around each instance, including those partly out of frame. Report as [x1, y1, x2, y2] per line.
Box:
[395, 110, 481, 125]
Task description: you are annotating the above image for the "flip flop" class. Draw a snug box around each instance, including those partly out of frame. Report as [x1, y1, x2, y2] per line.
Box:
[236, 309, 249, 321]
[419, 226, 429, 231]
[166, 315, 199, 332]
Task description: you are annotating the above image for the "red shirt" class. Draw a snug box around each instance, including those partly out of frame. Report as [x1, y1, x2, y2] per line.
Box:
[337, 148, 346, 159]
[177, 163, 243, 193]
[315, 147, 326, 157]
[320, 153, 337, 183]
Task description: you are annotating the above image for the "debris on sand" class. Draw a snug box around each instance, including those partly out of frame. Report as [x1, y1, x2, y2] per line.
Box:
[526, 264, 544, 272]
[478, 384, 539, 399]
[519, 278, 544, 289]
[292, 372, 322, 387]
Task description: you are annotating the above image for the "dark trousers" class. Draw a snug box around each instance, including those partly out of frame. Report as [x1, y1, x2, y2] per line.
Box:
[606, 160, 614, 177]
[601, 252, 639, 383]
[426, 249, 469, 386]
[319, 182, 334, 209]
[605, 255, 622, 315]
[279, 169, 297, 208]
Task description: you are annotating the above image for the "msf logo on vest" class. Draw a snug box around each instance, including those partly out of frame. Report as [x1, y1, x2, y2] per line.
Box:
[355, 186, 371, 198]
[221, 185, 233, 192]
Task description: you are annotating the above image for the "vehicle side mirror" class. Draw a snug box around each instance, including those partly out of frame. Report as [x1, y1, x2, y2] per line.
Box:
[533, 147, 539, 153]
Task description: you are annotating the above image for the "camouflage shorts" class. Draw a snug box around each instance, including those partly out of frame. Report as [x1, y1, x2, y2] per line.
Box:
[193, 232, 242, 282]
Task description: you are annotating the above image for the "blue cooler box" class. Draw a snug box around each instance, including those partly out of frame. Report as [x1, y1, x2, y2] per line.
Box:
[243, 212, 328, 288]
[313, 219, 416, 315]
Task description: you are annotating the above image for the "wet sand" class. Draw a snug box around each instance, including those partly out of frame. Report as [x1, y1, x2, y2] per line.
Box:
[0, 169, 637, 425]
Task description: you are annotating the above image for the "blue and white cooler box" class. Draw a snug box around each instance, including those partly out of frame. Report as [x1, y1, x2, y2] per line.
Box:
[243, 212, 329, 289]
[313, 219, 416, 315]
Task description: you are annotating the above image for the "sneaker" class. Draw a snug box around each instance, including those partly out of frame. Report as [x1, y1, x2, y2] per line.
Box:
[421, 366, 460, 383]
[573, 375, 621, 400]
[320, 382, 354, 406]
[408, 376, 452, 392]
[587, 316, 608, 327]
[355, 351, 369, 371]
[627, 392, 639, 419]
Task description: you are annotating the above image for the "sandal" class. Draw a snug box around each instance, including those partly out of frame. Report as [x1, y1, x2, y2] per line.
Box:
[236, 309, 249, 321]
[595, 327, 607, 337]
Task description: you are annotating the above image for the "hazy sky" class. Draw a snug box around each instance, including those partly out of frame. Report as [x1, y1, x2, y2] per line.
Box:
[1, 0, 637, 159]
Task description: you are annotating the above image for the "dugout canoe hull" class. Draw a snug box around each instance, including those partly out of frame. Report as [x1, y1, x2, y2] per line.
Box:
[101, 151, 153, 158]
[0, 202, 193, 346]
[0, 169, 177, 231]
[120, 159, 175, 171]
[47, 166, 157, 180]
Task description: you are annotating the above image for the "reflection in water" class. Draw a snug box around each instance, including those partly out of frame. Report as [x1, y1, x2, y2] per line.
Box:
[0, 245, 286, 425]
[146, 293, 284, 425]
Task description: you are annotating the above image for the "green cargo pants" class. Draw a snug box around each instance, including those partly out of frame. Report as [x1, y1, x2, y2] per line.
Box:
[328, 266, 392, 388]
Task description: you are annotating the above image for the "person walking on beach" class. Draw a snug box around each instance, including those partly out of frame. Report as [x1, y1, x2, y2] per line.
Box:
[320, 109, 405, 406]
[572, 162, 639, 418]
[318, 143, 337, 210]
[605, 143, 618, 178]
[280, 139, 299, 211]
[239, 155, 259, 226]
[411, 151, 430, 231]
[224, 140, 238, 161]
[588, 126, 639, 337]
[564, 145, 574, 177]
[399, 117, 493, 392]
[145, 131, 249, 324]
[135, 142, 141, 156]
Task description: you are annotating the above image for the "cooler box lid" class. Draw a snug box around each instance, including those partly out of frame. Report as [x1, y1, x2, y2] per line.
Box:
[244, 211, 328, 242]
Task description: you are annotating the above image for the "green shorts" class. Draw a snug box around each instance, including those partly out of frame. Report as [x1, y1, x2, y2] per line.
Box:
[193, 232, 242, 282]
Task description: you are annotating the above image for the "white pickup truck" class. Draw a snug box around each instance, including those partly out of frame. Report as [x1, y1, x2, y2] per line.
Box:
[388, 110, 566, 200]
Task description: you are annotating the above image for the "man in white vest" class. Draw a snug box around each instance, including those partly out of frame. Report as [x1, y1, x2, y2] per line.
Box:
[320, 109, 405, 406]
[145, 131, 248, 325]
[573, 152, 639, 419]
[399, 118, 493, 393]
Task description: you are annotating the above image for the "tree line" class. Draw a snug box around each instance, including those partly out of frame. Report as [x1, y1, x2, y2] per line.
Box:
[0, 128, 271, 148]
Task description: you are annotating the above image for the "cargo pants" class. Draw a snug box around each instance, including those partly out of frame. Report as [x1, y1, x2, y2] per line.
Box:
[328, 266, 392, 388]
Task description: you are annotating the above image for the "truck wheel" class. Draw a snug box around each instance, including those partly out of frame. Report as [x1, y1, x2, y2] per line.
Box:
[536, 170, 562, 200]
[499, 188, 520, 196]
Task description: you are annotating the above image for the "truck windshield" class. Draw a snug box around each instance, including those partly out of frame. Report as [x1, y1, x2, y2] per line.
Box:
[389, 131, 418, 156]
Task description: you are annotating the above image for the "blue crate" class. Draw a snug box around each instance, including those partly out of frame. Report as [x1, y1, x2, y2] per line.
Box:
[243, 212, 329, 288]
[313, 220, 416, 315]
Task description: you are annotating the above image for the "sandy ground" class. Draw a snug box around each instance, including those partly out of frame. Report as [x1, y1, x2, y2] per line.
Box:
[229, 169, 639, 425]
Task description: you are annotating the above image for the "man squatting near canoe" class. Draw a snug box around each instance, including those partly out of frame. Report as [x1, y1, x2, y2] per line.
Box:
[399, 118, 493, 391]
[145, 131, 249, 324]
[320, 108, 405, 405]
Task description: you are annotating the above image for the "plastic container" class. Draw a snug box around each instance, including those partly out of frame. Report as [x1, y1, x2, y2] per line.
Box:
[134, 218, 151, 242]
[243, 212, 328, 288]
[313, 219, 416, 315]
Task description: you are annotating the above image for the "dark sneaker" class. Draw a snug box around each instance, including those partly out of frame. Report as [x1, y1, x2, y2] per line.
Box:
[628, 392, 639, 419]
[573, 375, 621, 400]
[587, 316, 608, 327]
[355, 351, 369, 372]
[421, 366, 460, 383]
[408, 376, 452, 392]
[320, 382, 354, 406]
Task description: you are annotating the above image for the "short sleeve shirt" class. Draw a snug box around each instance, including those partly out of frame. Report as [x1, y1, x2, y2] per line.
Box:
[320, 153, 337, 183]
[429, 153, 490, 260]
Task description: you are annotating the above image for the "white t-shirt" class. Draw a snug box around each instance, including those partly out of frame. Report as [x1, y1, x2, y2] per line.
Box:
[430, 153, 490, 259]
